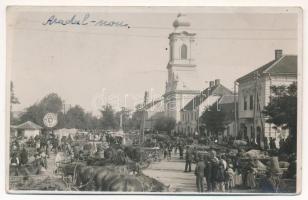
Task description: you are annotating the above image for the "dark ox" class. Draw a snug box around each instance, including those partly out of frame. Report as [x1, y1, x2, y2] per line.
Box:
[75, 164, 170, 192]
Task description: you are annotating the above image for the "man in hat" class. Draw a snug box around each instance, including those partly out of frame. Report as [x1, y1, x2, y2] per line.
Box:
[184, 146, 193, 172]
[19, 147, 28, 165]
[179, 142, 184, 159]
[10, 152, 19, 176]
[195, 154, 206, 192]
[215, 160, 226, 192]
[211, 157, 219, 191]
[204, 156, 213, 191]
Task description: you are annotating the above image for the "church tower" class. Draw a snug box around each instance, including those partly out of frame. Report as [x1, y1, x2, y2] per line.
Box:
[164, 13, 200, 125]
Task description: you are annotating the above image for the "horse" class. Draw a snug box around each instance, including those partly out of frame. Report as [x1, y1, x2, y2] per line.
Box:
[107, 174, 144, 192]
[75, 165, 100, 190]
[136, 174, 170, 192]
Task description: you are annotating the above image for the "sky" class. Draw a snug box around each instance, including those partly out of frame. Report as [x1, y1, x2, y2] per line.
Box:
[7, 7, 299, 115]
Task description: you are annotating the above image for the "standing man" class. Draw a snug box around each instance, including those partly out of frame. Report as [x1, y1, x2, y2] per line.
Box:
[174, 141, 178, 155]
[211, 157, 219, 191]
[184, 146, 192, 172]
[195, 154, 206, 192]
[40, 149, 48, 169]
[220, 155, 227, 170]
[10, 152, 19, 176]
[19, 147, 28, 165]
[204, 157, 213, 191]
[167, 143, 172, 161]
[215, 161, 226, 192]
[179, 141, 184, 159]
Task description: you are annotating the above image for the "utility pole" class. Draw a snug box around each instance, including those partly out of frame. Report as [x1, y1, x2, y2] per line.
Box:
[253, 72, 258, 145]
[234, 81, 238, 138]
[253, 71, 264, 148]
[140, 91, 149, 145]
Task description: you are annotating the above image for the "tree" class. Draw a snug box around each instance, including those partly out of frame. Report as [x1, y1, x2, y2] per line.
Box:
[131, 104, 144, 130]
[200, 104, 226, 137]
[65, 105, 86, 129]
[10, 82, 20, 124]
[10, 81, 20, 107]
[153, 116, 176, 134]
[20, 93, 64, 128]
[263, 82, 297, 153]
[100, 104, 118, 130]
[40, 93, 63, 113]
[84, 112, 100, 130]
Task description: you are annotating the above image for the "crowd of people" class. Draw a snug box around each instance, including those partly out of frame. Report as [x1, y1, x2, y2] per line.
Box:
[186, 143, 296, 193]
[9, 129, 296, 193]
[147, 133, 296, 193]
[10, 134, 51, 175]
[192, 150, 255, 192]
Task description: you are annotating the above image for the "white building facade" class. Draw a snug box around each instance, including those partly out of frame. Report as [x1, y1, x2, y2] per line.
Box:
[163, 14, 200, 127]
[236, 50, 297, 148]
[179, 80, 234, 136]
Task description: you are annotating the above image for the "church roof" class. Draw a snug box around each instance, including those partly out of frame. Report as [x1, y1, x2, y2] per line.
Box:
[181, 83, 233, 111]
[145, 99, 163, 110]
[15, 121, 42, 130]
[236, 55, 297, 83]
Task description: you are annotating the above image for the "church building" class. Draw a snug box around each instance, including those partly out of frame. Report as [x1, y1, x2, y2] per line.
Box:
[163, 13, 201, 130]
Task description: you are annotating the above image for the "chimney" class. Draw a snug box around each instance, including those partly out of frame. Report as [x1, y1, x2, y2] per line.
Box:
[215, 79, 221, 86]
[275, 49, 283, 60]
[209, 81, 214, 88]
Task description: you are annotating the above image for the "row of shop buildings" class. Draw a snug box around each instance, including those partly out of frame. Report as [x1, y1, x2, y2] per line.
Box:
[144, 49, 297, 146]
[143, 14, 297, 147]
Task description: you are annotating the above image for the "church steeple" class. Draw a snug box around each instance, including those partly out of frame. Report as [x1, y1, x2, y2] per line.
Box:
[164, 14, 200, 123]
[168, 13, 196, 68]
[166, 13, 197, 93]
[173, 13, 191, 31]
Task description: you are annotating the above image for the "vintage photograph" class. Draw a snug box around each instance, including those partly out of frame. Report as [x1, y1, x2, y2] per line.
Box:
[6, 6, 301, 194]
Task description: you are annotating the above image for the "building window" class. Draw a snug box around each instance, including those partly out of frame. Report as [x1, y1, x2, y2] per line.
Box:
[181, 44, 187, 59]
[250, 95, 254, 110]
[244, 96, 247, 110]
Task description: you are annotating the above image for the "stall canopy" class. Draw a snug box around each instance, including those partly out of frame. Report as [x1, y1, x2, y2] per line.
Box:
[13, 121, 42, 138]
[54, 128, 78, 139]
